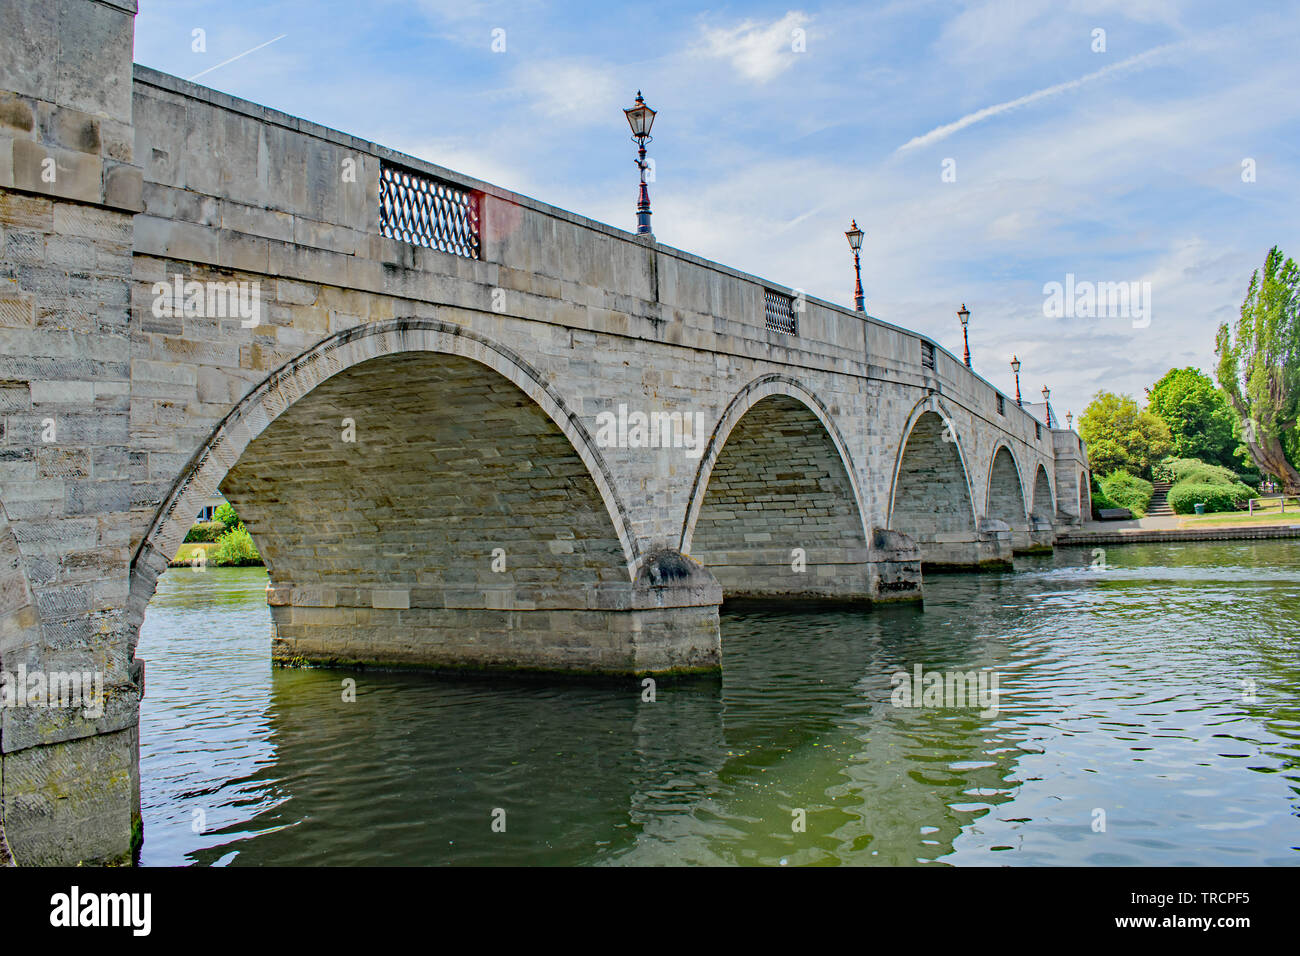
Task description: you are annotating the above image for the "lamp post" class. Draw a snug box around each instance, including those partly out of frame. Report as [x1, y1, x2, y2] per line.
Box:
[1011, 355, 1022, 406]
[845, 220, 865, 312]
[623, 91, 657, 236]
[1041, 385, 1051, 427]
[957, 303, 971, 368]
[1066, 411, 1073, 430]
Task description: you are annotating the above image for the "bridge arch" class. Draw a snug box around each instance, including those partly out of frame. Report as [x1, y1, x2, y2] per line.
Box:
[1079, 469, 1091, 519]
[1031, 464, 1055, 524]
[680, 375, 870, 601]
[127, 318, 664, 670]
[887, 397, 981, 567]
[985, 442, 1029, 532]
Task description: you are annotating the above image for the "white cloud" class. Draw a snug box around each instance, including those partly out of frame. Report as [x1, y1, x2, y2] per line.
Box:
[414, 0, 486, 19]
[1065, 0, 1183, 28]
[986, 211, 1033, 241]
[697, 11, 811, 82]
[513, 60, 621, 125]
[937, 0, 1060, 65]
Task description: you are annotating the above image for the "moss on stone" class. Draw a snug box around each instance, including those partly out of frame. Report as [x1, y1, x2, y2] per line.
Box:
[272, 654, 722, 685]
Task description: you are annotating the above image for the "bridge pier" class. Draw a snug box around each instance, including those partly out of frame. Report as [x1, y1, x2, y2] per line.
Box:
[0, 0, 144, 866]
[866, 529, 924, 601]
[694, 539, 924, 606]
[267, 551, 722, 676]
[1018, 516, 1056, 554]
[915, 527, 1014, 572]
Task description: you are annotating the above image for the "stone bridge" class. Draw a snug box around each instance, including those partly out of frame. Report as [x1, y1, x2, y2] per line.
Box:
[0, 0, 1088, 863]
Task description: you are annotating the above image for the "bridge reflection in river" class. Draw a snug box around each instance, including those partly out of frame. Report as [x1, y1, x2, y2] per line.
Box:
[138, 540, 1300, 866]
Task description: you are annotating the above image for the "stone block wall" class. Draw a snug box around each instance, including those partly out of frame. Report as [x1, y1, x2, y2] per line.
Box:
[690, 394, 871, 601]
[1053, 428, 1092, 524]
[0, 0, 143, 865]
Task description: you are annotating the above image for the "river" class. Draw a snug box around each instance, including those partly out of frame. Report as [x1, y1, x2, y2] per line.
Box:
[137, 541, 1300, 866]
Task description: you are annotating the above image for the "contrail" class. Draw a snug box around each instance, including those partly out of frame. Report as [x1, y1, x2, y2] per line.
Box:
[188, 34, 288, 82]
[895, 43, 1180, 153]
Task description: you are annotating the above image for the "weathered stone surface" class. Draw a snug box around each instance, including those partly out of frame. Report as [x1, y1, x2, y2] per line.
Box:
[1, 724, 139, 866]
[1, 0, 142, 867]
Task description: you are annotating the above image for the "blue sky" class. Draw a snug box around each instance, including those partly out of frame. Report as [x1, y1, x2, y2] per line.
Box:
[133, 0, 1300, 420]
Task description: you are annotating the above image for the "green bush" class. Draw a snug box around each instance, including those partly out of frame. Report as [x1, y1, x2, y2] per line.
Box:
[1168, 481, 1255, 514]
[214, 501, 241, 531]
[1099, 471, 1154, 516]
[1166, 457, 1259, 486]
[210, 525, 262, 566]
[183, 520, 226, 543]
[1176, 463, 1240, 487]
[1164, 457, 1260, 496]
[1090, 475, 1119, 514]
[1164, 458, 1198, 478]
[1152, 457, 1178, 483]
[1090, 487, 1119, 515]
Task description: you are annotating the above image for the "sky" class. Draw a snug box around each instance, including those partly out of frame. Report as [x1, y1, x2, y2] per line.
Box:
[132, 0, 1300, 421]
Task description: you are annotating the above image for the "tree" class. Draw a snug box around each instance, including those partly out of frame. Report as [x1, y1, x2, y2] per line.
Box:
[1077, 391, 1172, 478]
[1145, 367, 1241, 470]
[1215, 246, 1300, 492]
[214, 501, 241, 531]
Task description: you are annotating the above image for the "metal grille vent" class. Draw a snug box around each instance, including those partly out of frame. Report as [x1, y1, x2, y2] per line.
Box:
[764, 289, 798, 335]
[379, 163, 480, 259]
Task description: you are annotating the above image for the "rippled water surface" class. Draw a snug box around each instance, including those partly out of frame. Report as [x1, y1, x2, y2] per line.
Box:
[138, 542, 1300, 865]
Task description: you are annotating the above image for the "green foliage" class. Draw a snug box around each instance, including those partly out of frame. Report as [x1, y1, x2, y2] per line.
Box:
[214, 501, 240, 531]
[1099, 471, 1154, 516]
[1146, 367, 1241, 469]
[183, 520, 226, 543]
[1078, 391, 1172, 478]
[1080, 437, 1129, 480]
[1164, 457, 1209, 481]
[1168, 459, 1240, 487]
[210, 525, 262, 566]
[1161, 457, 1260, 514]
[1168, 481, 1255, 515]
[1089, 485, 1119, 514]
[1215, 246, 1300, 486]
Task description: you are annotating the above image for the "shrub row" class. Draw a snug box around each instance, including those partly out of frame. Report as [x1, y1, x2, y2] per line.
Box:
[1157, 456, 1260, 514]
[1168, 481, 1255, 515]
[1098, 471, 1153, 516]
[183, 520, 227, 543]
[1173, 461, 1240, 487]
[1158, 456, 1261, 488]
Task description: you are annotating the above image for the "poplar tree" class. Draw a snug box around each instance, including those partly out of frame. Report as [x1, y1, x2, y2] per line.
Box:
[1216, 246, 1300, 492]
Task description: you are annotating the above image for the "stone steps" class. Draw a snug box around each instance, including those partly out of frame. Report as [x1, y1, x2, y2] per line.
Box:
[1148, 480, 1174, 516]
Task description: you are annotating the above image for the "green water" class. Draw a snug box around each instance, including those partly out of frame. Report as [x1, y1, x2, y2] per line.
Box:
[137, 541, 1300, 865]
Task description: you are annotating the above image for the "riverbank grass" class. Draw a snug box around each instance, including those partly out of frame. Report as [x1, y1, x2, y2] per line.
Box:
[170, 541, 215, 566]
[170, 526, 263, 567]
[1178, 511, 1300, 529]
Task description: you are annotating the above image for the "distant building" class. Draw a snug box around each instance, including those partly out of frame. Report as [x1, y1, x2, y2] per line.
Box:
[195, 494, 227, 523]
